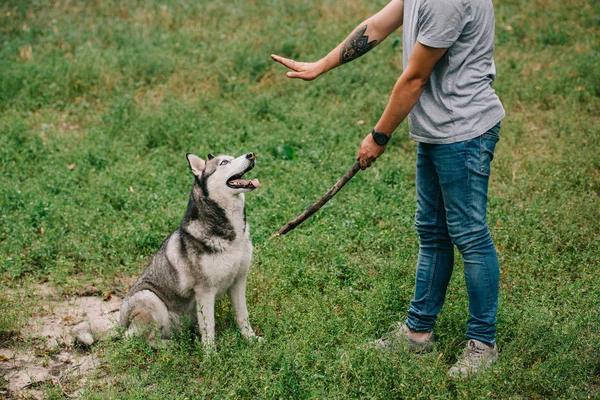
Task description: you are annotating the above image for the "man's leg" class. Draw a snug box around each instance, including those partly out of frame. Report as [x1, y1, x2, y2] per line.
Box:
[405, 143, 455, 334]
[433, 125, 501, 346]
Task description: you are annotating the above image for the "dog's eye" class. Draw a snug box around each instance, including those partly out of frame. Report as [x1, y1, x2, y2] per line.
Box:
[219, 160, 229, 166]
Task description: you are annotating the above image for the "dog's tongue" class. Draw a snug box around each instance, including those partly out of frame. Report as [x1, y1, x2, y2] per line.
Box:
[229, 178, 261, 189]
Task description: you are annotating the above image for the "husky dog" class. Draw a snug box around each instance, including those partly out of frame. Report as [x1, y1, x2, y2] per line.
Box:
[118, 152, 261, 348]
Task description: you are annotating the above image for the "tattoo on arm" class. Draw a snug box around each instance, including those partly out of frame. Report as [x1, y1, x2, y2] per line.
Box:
[339, 25, 378, 64]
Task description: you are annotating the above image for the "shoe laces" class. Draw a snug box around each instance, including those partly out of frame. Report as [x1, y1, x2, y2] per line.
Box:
[459, 340, 486, 365]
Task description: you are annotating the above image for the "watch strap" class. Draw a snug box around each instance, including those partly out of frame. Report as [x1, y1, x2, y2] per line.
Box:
[371, 129, 390, 146]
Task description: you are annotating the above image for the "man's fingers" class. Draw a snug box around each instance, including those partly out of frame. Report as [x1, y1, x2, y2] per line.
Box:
[287, 71, 315, 80]
[357, 155, 375, 170]
[358, 155, 369, 170]
[271, 54, 301, 71]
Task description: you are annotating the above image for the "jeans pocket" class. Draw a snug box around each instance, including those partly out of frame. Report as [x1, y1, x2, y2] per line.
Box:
[480, 136, 498, 176]
[482, 122, 501, 142]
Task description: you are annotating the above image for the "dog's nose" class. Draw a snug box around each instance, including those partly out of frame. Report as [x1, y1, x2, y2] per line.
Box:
[246, 153, 256, 160]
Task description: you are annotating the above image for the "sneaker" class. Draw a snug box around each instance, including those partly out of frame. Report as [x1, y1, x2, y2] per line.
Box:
[448, 339, 498, 379]
[373, 323, 434, 353]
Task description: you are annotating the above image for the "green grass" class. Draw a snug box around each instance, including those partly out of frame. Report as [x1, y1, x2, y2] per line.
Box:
[1, 0, 599, 398]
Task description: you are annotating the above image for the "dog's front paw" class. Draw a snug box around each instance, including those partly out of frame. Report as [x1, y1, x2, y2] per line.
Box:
[245, 334, 265, 344]
[201, 339, 217, 353]
[202, 345, 217, 355]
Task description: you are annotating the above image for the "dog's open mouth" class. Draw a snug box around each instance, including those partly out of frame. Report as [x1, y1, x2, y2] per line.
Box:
[226, 163, 260, 190]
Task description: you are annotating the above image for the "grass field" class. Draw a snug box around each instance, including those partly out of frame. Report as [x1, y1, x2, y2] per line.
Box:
[1, 0, 599, 398]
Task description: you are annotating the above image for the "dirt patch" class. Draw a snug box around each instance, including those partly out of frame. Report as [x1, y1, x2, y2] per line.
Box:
[0, 284, 121, 399]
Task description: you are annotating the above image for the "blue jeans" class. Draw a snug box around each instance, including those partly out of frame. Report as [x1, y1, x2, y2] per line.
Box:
[405, 123, 501, 345]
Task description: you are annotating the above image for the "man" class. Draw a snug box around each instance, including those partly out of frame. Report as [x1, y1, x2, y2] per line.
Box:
[272, 0, 505, 378]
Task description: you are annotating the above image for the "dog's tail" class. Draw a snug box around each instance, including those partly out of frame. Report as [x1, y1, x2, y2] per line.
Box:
[72, 321, 96, 345]
[72, 309, 120, 346]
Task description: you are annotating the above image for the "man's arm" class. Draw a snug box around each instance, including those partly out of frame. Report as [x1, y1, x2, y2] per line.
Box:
[271, 0, 404, 81]
[356, 42, 448, 169]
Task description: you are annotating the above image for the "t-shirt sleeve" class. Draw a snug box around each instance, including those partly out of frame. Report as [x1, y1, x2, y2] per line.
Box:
[417, 0, 468, 48]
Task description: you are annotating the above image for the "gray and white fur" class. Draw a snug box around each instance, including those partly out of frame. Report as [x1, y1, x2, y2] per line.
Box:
[119, 152, 261, 348]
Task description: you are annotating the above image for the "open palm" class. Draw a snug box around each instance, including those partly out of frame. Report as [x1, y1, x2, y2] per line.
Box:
[271, 54, 325, 81]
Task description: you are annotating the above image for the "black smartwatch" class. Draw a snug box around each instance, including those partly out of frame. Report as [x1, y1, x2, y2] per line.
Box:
[371, 129, 391, 146]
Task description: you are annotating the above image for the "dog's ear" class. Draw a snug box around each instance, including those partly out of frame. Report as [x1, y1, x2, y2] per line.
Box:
[186, 153, 205, 177]
[207, 153, 215, 160]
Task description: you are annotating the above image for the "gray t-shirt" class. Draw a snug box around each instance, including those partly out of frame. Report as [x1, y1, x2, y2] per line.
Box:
[403, 0, 505, 144]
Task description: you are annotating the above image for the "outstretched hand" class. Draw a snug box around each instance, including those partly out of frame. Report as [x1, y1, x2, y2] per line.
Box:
[271, 54, 325, 81]
[357, 133, 386, 170]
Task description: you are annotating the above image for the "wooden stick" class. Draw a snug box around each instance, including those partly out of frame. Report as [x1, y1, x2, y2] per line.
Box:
[273, 160, 361, 237]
